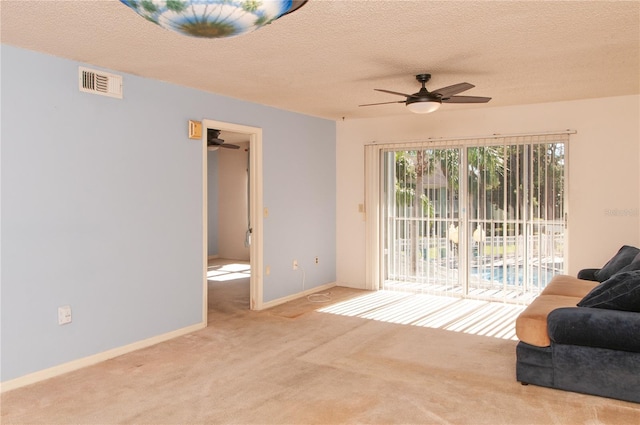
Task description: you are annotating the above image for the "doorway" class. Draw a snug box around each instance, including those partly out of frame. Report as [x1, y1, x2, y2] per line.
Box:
[201, 120, 263, 320]
[208, 133, 250, 261]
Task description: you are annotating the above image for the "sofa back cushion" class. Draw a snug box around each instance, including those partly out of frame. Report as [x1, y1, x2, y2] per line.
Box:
[618, 252, 640, 274]
[593, 245, 640, 282]
[577, 270, 640, 312]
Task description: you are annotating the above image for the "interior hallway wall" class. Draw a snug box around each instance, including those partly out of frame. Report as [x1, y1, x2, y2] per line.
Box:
[207, 149, 219, 256]
[218, 142, 250, 261]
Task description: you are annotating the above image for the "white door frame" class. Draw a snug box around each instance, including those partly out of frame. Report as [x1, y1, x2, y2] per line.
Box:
[202, 119, 264, 318]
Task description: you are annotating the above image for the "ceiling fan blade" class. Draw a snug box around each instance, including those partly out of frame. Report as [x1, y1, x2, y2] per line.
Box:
[219, 143, 240, 149]
[208, 135, 225, 145]
[374, 89, 417, 98]
[431, 82, 475, 98]
[359, 100, 406, 107]
[442, 95, 491, 104]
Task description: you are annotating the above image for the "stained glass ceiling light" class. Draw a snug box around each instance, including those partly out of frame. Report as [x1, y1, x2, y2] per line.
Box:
[120, 0, 308, 39]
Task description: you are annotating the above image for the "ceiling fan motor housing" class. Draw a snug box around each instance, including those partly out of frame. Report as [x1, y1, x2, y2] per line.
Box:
[207, 128, 224, 145]
[406, 89, 441, 103]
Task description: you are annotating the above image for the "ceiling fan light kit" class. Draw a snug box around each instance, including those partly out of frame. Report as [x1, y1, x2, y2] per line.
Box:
[120, 0, 307, 39]
[360, 73, 491, 114]
[406, 100, 441, 114]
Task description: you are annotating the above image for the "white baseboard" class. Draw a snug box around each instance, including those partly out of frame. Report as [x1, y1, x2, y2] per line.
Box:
[334, 281, 367, 290]
[0, 321, 206, 393]
[260, 281, 337, 310]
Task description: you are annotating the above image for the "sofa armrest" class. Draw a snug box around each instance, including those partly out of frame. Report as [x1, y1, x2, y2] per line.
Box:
[577, 268, 600, 281]
[548, 307, 640, 353]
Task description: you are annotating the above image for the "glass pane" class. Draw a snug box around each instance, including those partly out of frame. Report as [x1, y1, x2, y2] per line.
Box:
[383, 148, 462, 296]
[467, 141, 565, 303]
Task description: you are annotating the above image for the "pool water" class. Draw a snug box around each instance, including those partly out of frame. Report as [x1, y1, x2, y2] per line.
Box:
[471, 265, 556, 287]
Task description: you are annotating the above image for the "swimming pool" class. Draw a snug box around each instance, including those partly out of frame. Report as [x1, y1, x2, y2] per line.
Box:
[470, 264, 556, 287]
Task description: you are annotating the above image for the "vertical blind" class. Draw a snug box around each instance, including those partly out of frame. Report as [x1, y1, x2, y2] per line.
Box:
[366, 132, 571, 304]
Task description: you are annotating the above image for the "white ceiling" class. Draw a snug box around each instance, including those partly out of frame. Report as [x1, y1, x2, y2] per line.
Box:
[2, 0, 639, 120]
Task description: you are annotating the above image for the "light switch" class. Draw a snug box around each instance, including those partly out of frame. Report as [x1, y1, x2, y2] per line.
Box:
[58, 305, 72, 325]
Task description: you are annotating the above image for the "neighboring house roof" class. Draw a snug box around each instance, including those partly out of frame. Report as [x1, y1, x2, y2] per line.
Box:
[422, 163, 449, 189]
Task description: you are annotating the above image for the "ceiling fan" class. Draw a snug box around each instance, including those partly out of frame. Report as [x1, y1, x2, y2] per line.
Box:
[207, 129, 240, 150]
[359, 74, 491, 114]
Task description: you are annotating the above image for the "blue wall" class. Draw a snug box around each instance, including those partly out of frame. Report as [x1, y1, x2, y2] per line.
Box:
[0, 45, 336, 382]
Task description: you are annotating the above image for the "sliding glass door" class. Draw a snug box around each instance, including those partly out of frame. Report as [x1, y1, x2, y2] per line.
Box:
[380, 135, 568, 303]
[383, 147, 462, 293]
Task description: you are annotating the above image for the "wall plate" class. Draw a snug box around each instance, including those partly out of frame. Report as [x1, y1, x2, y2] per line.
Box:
[189, 120, 202, 140]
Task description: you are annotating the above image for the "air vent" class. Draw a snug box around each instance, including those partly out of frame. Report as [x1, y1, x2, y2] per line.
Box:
[79, 67, 123, 99]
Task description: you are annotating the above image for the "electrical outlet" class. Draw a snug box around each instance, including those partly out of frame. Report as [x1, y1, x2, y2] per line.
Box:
[292, 260, 298, 270]
[315, 256, 319, 264]
[58, 305, 72, 325]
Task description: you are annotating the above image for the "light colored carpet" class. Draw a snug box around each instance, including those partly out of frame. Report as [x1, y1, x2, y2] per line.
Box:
[2, 273, 639, 424]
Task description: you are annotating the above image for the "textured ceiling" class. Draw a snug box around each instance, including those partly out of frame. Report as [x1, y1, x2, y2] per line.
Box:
[2, 0, 639, 120]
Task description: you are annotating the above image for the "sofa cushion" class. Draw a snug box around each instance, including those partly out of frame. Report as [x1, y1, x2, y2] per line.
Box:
[577, 270, 640, 312]
[593, 245, 640, 282]
[577, 268, 599, 281]
[516, 294, 583, 347]
[540, 274, 599, 298]
[548, 307, 640, 352]
[617, 252, 640, 274]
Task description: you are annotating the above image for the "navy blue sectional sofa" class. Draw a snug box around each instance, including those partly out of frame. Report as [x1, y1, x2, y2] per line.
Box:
[515, 246, 640, 403]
